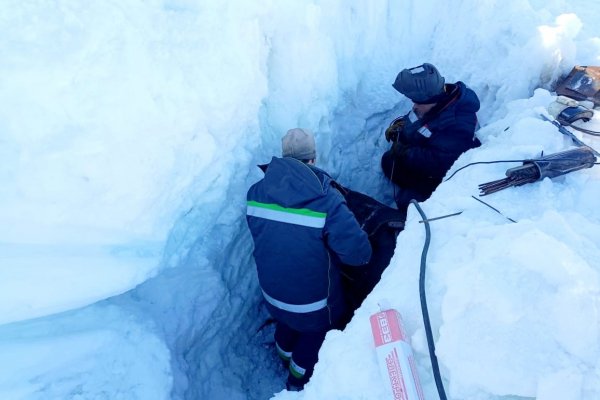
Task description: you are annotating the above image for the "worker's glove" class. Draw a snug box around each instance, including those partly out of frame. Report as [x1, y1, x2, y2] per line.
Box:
[385, 117, 407, 143]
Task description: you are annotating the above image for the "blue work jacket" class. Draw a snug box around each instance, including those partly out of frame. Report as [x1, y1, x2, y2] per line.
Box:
[246, 157, 372, 332]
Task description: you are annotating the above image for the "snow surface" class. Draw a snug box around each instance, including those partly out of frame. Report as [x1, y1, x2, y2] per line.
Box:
[1, 1, 600, 399]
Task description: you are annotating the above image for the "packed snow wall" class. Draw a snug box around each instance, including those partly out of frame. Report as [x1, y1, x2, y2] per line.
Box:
[1, 1, 596, 399]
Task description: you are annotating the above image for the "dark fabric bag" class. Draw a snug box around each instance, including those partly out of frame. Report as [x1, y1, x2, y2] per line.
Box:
[333, 184, 405, 312]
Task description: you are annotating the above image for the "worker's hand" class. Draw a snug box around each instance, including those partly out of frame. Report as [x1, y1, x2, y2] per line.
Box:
[385, 118, 406, 142]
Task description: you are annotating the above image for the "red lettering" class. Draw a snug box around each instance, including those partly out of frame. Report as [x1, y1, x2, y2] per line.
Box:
[378, 314, 392, 343]
[386, 349, 407, 400]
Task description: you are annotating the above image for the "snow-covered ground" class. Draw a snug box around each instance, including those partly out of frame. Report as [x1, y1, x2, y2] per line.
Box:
[1, 1, 600, 399]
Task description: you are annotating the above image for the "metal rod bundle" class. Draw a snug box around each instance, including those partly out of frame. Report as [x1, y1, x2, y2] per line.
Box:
[479, 147, 597, 196]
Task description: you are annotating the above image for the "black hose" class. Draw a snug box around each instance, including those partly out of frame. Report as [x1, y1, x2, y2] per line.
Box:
[410, 199, 447, 400]
[569, 123, 600, 137]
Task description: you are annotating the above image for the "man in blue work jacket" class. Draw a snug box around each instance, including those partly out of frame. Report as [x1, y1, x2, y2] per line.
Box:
[246, 128, 372, 391]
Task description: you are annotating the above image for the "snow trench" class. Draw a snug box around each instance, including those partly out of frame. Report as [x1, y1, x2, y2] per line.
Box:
[122, 103, 399, 400]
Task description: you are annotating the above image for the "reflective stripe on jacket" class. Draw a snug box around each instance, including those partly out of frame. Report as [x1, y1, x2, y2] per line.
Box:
[246, 157, 371, 331]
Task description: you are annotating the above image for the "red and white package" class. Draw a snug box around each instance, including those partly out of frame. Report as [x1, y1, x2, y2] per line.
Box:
[370, 309, 424, 400]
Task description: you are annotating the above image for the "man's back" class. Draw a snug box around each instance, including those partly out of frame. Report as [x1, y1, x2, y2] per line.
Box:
[246, 156, 371, 331]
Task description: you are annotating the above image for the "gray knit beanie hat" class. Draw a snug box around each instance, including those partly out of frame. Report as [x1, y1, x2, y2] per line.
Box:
[282, 128, 316, 160]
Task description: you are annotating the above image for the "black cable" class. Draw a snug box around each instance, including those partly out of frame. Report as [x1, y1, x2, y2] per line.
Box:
[541, 114, 600, 157]
[410, 199, 447, 400]
[445, 115, 600, 184]
[446, 158, 600, 183]
[390, 154, 398, 203]
[444, 160, 528, 182]
[568, 123, 600, 136]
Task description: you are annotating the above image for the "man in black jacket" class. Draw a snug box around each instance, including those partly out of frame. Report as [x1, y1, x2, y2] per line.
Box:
[381, 63, 481, 214]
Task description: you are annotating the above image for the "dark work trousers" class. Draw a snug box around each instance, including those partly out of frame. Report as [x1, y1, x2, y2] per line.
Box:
[274, 321, 328, 387]
[381, 149, 428, 215]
